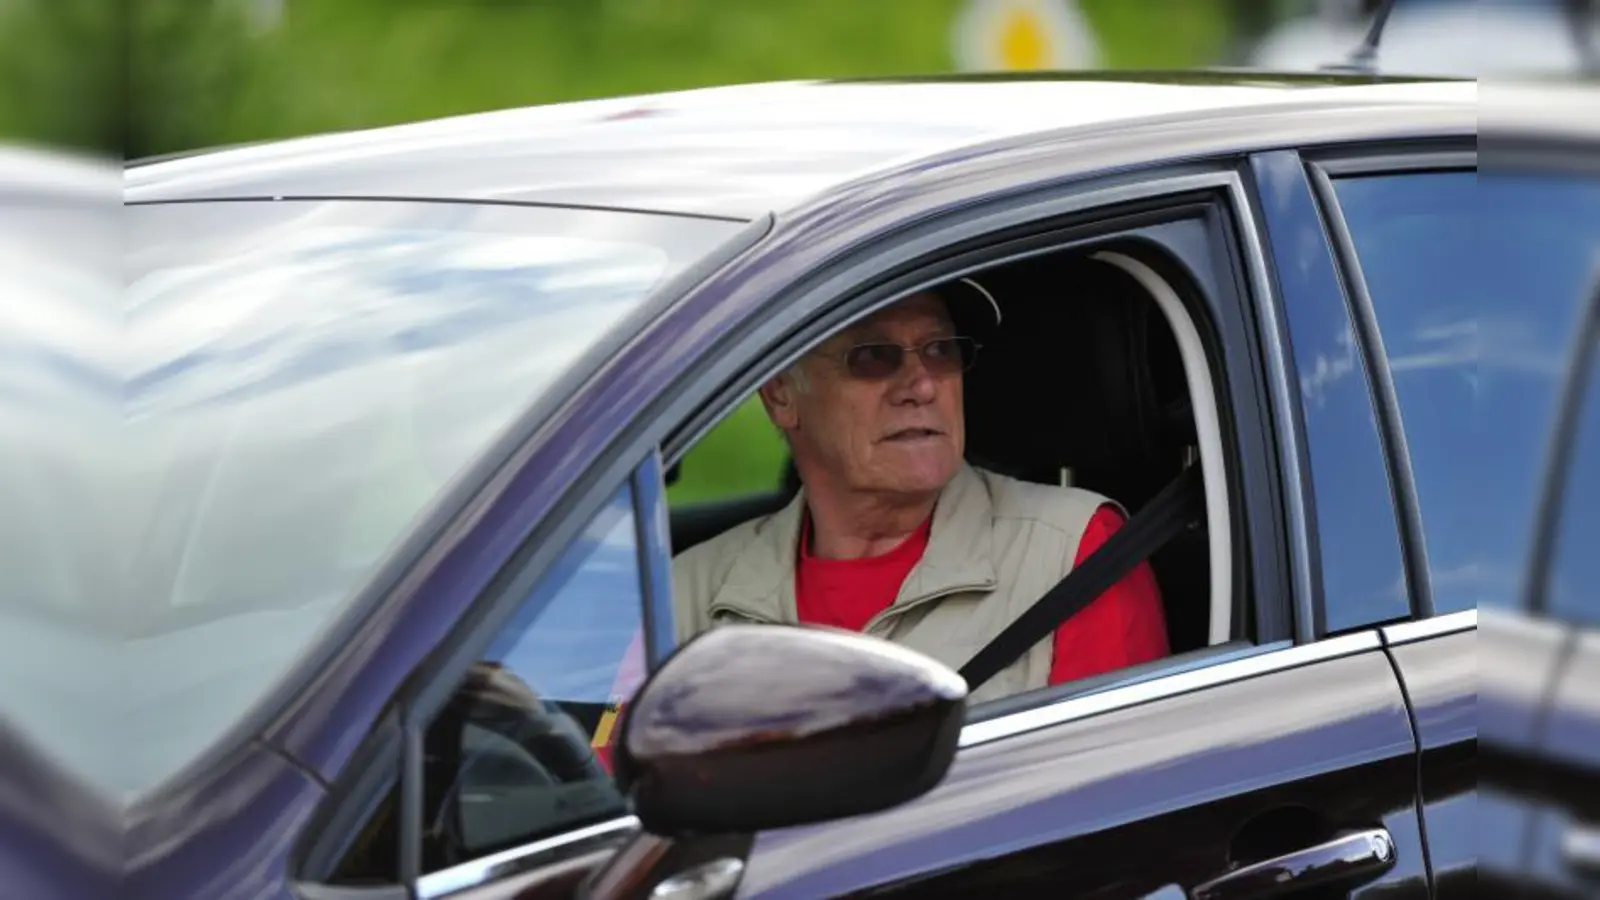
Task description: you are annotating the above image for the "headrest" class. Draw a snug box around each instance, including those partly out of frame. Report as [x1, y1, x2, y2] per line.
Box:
[961, 254, 1191, 485]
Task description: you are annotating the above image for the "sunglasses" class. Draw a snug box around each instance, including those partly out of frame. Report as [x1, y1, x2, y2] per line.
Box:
[824, 336, 981, 380]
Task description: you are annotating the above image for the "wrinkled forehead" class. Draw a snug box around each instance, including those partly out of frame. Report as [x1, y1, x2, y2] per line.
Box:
[834, 292, 955, 344]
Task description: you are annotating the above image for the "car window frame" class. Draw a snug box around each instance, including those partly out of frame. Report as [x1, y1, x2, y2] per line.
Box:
[311, 163, 1333, 900]
[653, 172, 1332, 733]
[1304, 142, 1479, 627]
[1249, 140, 1483, 640]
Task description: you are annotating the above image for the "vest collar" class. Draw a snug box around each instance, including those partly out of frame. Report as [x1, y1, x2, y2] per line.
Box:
[706, 464, 998, 624]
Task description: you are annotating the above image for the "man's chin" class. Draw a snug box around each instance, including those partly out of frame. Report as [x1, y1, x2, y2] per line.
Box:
[873, 458, 960, 496]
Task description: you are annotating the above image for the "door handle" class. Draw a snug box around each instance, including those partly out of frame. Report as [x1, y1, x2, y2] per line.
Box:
[1563, 824, 1600, 876]
[1191, 828, 1396, 900]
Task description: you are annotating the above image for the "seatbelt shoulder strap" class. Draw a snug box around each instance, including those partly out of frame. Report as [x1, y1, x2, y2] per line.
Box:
[957, 465, 1205, 692]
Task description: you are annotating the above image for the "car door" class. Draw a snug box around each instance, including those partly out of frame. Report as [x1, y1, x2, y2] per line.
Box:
[1308, 145, 1600, 897]
[707, 157, 1430, 900]
[738, 635, 1425, 900]
[288, 140, 1438, 900]
[1299, 149, 1493, 899]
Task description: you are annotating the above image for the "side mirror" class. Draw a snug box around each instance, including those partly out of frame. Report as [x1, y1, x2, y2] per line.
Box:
[615, 623, 968, 835]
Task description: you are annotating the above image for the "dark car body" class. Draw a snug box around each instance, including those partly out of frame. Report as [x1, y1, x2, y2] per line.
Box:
[34, 70, 1577, 899]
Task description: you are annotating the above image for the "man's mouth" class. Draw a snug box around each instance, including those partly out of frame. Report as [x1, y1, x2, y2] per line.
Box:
[883, 427, 943, 442]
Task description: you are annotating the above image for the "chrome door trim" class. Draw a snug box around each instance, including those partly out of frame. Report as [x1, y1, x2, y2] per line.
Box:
[960, 632, 1381, 748]
[1380, 609, 1478, 646]
[417, 815, 641, 900]
[1563, 824, 1600, 875]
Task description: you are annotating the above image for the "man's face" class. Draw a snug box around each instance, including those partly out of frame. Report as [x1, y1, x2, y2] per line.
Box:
[764, 293, 966, 498]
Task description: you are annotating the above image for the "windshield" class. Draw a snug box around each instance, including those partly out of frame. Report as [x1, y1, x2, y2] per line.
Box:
[2, 198, 741, 803]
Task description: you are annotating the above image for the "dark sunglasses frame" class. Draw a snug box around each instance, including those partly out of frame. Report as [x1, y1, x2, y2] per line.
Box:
[818, 335, 981, 381]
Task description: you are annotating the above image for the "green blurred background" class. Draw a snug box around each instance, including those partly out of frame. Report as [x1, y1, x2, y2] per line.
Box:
[0, 0, 1315, 160]
[0, 0, 1316, 506]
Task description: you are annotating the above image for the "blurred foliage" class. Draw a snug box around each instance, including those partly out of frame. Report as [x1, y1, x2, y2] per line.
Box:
[0, 0, 119, 156]
[127, 0, 261, 161]
[667, 395, 788, 507]
[0, 0, 1256, 158]
[223, 0, 1237, 152]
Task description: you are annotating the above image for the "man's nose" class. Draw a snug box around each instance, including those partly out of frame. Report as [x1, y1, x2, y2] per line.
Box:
[889, 351, 941, 404]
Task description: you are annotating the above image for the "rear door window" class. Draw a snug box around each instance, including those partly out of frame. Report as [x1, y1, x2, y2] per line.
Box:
[1329, 169, 1600, 615]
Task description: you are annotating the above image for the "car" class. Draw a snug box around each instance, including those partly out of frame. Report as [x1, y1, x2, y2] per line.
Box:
[28, 68, 1586, 900]
[1246, 0, 1600, 78]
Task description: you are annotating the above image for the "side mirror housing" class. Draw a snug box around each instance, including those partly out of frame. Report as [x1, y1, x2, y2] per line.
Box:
[613, 624, 968, 835]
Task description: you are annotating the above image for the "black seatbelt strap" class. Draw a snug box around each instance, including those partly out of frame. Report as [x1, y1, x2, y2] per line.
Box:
[957, 464, 1206, 692]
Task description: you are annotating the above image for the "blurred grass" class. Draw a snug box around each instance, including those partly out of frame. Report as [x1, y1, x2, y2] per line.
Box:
[667, 395, 789, 507]
[208, 0, 972, 149]
[218, 0, 1233, 150]
[0, 0, 1241, 157]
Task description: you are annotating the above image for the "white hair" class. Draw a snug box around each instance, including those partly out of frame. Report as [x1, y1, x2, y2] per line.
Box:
[783, 358, 811, 394]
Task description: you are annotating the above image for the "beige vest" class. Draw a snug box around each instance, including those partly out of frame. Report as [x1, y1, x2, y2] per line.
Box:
[671, 464, 1116, 704]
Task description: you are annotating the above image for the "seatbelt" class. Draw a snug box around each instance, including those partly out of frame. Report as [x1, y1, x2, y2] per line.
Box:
[957, 464, 1206, 692]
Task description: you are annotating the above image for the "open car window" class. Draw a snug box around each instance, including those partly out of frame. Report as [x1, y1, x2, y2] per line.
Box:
[1329, 168, 1600, 616]
[664, 229, 1241, 711]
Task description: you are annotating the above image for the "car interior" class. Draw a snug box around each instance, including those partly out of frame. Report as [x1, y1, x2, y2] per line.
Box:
[666, 241, 1235, 663]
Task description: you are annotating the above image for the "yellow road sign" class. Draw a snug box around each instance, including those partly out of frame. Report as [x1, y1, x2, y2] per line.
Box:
[953, 0, 1101, 72]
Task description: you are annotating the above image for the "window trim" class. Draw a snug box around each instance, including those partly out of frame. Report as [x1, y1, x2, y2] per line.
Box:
[416, 815, 641, 900]
[1304, 149, 1481, 622]
[960, 631, 1379, 747]
[1092, 249, 1234, 645]
[634, 450, 678, 669]
[1380, 608, 1478, 647]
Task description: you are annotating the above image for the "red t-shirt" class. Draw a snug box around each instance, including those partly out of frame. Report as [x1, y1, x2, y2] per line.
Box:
[795, 505, 1169, 685]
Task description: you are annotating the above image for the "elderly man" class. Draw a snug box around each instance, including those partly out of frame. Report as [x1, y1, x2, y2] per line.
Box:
[672, 284, 1169, 702]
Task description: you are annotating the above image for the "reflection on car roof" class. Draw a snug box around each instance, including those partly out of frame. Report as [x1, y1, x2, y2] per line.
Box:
[125, 75, 1472, 219]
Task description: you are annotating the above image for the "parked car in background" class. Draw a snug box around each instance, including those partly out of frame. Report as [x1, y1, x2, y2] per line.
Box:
[1479, 81, 1600, 900]
[28, 67, 1577, 899]
[1247, 0, 1600, 78]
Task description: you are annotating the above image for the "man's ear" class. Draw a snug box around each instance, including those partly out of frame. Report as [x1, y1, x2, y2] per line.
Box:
[759, 373, 801, 432]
